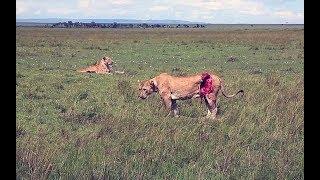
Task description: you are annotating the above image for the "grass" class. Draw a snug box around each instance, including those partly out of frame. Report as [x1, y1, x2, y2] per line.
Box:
[16, 27, 304, 179]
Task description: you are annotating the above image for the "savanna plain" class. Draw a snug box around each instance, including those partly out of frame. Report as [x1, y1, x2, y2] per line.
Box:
[16, 27, 304, 179]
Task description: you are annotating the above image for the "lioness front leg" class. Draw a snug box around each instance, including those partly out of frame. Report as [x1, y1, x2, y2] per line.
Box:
[99, 71, 112, 74]
[205, 93, 217, 120]
[161, 93, 178, 117]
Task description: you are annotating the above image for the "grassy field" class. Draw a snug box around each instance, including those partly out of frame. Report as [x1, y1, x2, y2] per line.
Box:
[16, 28, 304, 179]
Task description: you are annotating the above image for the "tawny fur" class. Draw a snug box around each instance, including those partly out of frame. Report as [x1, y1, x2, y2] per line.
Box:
[77, 57, 114, 74]
[138, 72, 243, 119]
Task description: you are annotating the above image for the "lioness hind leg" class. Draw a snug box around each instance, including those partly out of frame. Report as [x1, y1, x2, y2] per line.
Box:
[172, 100, 179, 117]
[206, 107, 217, 119]
[204, 93, 217, 120]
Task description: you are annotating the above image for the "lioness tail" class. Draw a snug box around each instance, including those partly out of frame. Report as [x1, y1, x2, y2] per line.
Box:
[220, 78, 244, 98]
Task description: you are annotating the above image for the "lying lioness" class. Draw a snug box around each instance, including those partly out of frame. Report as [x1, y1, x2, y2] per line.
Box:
[77, 57, 124, 74]
[138, 72, 243, 119]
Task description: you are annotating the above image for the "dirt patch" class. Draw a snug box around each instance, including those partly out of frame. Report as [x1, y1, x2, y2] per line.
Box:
[23, 92, 49, 100]
[16, 73, 25, 79]
[78, 91, 89, 101]
[124, 69, 138, 77]
[117, 80, 135, 102]
[227, 56, 238, 62]
[16, 128, 26, 138]
[249, 68, 263, 74]
[171, 67, 187, 76]
[60, 108, 105, 124]
[266, 75, 280, 87]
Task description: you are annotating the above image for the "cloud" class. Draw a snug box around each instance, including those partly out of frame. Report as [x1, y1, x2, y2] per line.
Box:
[17, 0, 78, 17]
[16, 0, 304, 23]
[149, 5, 169, 12]
[174, 11, 183, 17]
[47, 8, 78, 15]
[16, 1, 28, 15]
[274, 10, 304, 22]
[151, 0, 267, 22]
[78, 0, 133, 9]
[234, 1, 266, 15]
[189, 10, 212, 20]
[76, 0, 133, 17]
[34, 10, 41, 15]
[172, 0, 266, 13]
[202, 15, 214, 20]
[297, 12, 303, 18]
[275, 10, 295, 18]
[111, 0, 133, 5]
[78, 0, 92, 9]
[239, 7, 265, 15]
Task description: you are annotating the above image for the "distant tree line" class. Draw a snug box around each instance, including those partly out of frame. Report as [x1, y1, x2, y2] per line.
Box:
[51, 21, 206, 28]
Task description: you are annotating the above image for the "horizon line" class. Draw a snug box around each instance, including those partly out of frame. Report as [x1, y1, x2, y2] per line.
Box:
[15, 18, 304, 25]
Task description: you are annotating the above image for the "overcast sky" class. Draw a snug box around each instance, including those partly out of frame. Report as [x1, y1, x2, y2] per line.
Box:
[16, 0, 304, 24]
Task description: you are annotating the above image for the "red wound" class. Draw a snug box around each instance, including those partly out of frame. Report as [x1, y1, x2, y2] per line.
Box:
[200, 72, 213, 97]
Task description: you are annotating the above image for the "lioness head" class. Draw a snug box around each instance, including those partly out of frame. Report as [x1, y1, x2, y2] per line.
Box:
[138, 79, 157, 99]
[102, 57, 113, 72]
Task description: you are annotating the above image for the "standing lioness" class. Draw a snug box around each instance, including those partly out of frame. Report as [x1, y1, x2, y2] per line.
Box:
[138, 72, 243, 119]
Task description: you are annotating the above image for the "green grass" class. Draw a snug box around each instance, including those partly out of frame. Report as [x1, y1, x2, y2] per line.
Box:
[16, 28, 304, 179]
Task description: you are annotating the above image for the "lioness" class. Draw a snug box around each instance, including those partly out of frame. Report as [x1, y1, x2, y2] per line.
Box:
[138, 72, 243, 119]
[77, 56, 114, 74]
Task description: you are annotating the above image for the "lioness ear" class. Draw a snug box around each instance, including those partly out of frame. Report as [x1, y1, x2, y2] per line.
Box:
[150, 79, 157, 87]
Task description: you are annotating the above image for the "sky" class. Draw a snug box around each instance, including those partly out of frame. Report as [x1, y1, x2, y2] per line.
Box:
[16, 0, 304, 24]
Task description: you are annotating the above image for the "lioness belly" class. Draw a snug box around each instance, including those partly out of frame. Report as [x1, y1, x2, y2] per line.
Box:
[168, 78, 201, 100]
[171, 92, 200, 100]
